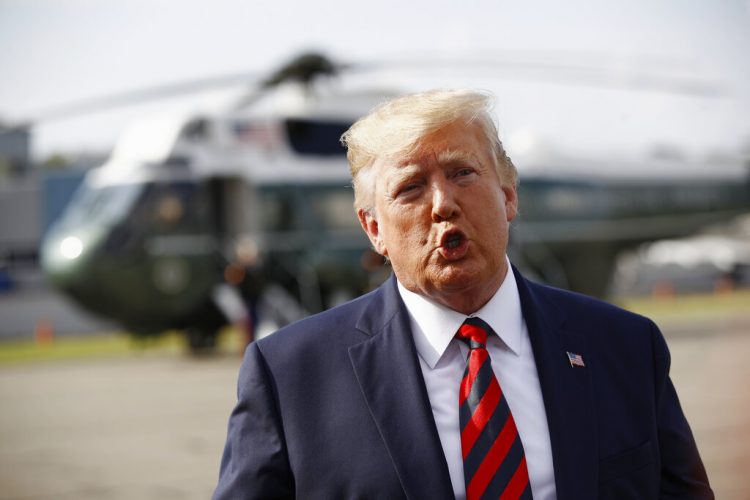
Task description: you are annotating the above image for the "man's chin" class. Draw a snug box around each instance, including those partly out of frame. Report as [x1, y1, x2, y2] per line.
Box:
[429, 261, 505, 296]
[428, 266, 487, 296]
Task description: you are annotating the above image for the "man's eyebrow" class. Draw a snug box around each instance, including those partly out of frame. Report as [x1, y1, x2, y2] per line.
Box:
[391, 149, 475, 171]
[436, 149, 475, 165]
[384, 164, 421, 189]
[392, 162, 421, 174]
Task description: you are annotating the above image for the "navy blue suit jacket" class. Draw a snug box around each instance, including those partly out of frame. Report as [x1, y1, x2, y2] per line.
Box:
[214, 268, 712, 499]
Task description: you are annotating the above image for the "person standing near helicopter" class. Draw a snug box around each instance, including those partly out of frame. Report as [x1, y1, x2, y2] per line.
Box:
[214, 89, 712, 499]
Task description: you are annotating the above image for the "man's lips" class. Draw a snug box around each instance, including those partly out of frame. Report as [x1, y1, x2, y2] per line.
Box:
[438, 229, 469, 260]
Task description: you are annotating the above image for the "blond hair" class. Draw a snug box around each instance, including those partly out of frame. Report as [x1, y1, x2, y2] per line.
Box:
[341, 89, 517, 210]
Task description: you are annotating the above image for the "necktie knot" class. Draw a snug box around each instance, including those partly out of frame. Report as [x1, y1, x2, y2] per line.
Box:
[456, 317, 490, 349]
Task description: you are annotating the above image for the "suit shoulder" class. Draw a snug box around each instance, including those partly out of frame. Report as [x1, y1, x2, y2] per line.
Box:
[526, 280, 669, 366]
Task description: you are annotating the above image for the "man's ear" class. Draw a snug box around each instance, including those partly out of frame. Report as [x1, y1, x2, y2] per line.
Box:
[502, 184, 518, 222]
[357, 208, 388, 257]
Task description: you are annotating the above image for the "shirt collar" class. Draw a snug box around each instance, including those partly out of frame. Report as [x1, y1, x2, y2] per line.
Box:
[397, 257, 524, 369]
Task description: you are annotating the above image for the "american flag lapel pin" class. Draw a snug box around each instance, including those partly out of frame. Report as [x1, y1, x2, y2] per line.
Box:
[566, 351, 585, 368]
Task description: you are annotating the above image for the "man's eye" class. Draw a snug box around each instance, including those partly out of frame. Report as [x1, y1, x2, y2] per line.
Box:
[395, 182, 422, 199]
[399, 184, 419, 194]
[455, 168, 475, 178]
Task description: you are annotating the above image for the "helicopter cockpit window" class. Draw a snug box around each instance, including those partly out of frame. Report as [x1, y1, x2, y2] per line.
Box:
[284, 118, 351, 156]
[54, 181, 143, 231]
[137, 182, 211, 230]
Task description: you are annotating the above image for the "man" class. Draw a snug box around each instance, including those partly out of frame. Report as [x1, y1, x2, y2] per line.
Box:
[213, 89, 713, 499]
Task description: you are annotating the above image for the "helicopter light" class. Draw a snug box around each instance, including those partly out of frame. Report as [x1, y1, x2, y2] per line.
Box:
[60, 237, 84, 260]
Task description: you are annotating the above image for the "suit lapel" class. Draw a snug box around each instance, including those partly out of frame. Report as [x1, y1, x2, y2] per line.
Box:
[514, 267, 598, 499]
[348, 276, 455, 500]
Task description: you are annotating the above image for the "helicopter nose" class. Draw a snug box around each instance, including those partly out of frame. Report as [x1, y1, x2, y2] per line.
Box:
[40, 232, 90, 288]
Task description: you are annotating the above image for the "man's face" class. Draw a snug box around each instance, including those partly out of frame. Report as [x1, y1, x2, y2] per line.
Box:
[358, 121, 518, 314]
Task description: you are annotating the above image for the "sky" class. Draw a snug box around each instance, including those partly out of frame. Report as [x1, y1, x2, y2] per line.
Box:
[1, 0, 749, 163]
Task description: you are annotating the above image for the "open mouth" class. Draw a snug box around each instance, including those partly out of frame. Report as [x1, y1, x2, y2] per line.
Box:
[444, 232, 463, 249]
[439, 230, 467, 259]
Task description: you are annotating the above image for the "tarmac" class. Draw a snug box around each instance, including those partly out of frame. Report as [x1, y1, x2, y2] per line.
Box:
[666, 317, 750, 499]
[0, 354, 238, 500]
[0, 297, 748, 499]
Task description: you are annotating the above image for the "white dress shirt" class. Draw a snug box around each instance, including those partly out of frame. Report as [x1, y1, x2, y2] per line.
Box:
[397, 260, 557, 500]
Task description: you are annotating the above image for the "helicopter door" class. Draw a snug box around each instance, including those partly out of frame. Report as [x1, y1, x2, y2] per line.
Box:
[206, 176, 260, 261]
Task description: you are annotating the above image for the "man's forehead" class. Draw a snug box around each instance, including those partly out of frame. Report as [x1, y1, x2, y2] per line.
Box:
[370, 121, 489, 172]
[390, 149, 477, 170]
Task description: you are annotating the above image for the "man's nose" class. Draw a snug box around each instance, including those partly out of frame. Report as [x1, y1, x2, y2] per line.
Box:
[431, 180, 459, 222]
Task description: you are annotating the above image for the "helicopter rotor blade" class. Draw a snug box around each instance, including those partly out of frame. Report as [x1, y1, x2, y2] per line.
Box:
[23, 70, 265, 126]
[13, 49, 726, 131]
[348, 51, 726, 98]
[23, 52, 344, 124]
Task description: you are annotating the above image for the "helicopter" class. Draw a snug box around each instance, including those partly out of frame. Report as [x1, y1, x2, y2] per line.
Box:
[37, 53, 750, 351]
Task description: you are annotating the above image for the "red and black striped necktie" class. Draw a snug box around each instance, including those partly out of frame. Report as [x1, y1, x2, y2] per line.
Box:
[457, 317, 532, 500]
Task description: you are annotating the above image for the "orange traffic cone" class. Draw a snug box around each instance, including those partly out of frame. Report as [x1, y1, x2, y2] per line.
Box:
[34, 318, 55, 346]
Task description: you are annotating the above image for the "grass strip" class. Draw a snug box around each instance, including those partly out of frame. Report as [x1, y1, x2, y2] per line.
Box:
[0, 328, 244, 365]
[617, 289, 750, 326]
